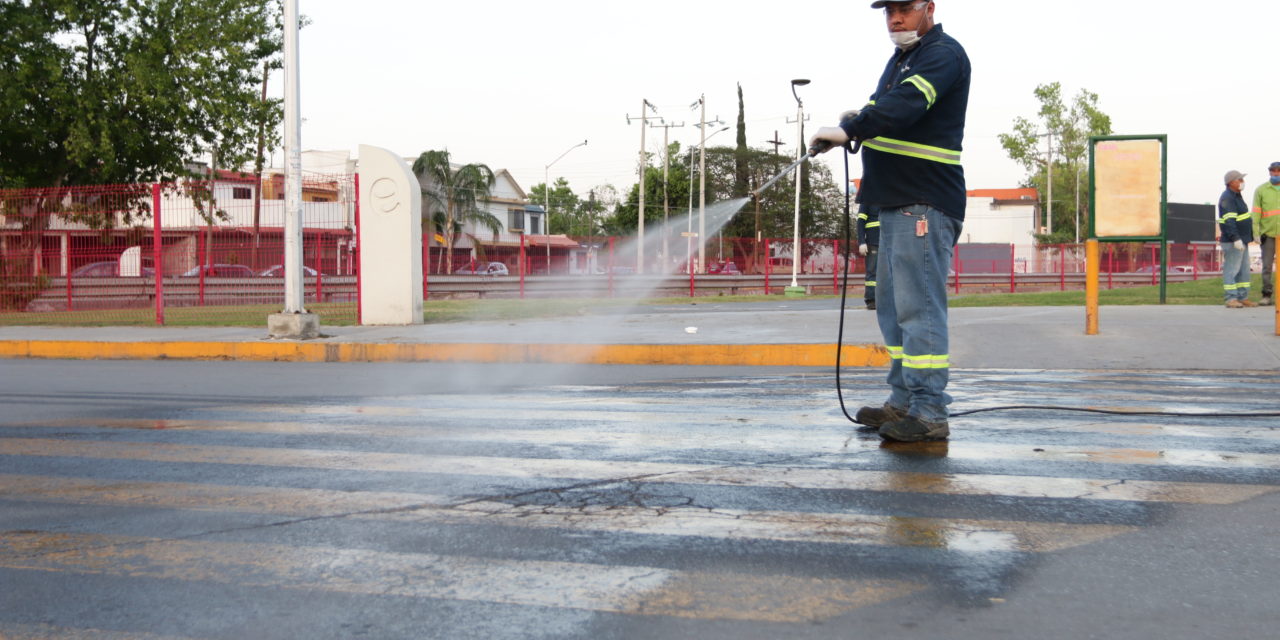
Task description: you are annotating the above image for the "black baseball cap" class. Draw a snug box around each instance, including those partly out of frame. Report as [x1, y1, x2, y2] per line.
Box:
[871, 0, 930, 7]
[1269, 161, 1280, 171]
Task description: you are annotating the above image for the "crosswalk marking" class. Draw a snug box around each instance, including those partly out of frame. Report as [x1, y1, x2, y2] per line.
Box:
[1, 464, 1269, 521]
[6, 435, 1279, 478]
[30, 414, 1280, 444]
[0, 473, 1137, 553]
[4, 370, 1278, 632]
[0, 531, 921, 623]
[0, 622, 200, 640]
[0, 437, 708, 479]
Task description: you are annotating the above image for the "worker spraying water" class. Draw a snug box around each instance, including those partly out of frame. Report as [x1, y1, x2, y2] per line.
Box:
[807, 0, 971, 443]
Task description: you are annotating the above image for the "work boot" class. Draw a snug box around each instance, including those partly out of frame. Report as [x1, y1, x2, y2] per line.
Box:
[879, 414, 951, 442]
[1262, 296, 1274, 306]
[1226, 299, 1244, 309]
[865, 300, 876, 311]
[854, 404, 905, 430]
[1241, 299, 1258, 308]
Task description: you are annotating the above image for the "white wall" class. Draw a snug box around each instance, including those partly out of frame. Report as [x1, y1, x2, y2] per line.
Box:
[959, 197, 1037, 245]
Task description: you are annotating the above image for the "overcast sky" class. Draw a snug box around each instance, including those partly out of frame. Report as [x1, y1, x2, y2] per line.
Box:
[290, 1, 1274, 207]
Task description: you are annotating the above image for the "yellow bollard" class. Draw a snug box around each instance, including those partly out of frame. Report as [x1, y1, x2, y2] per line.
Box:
[1085, 239, 1099, 335]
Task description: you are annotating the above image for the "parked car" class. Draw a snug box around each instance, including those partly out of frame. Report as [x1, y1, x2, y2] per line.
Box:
[706, 261, 741, 275]
[181, 264, 256, 278]
[454, 262, 509, 276]
[69, 261, 153, 277]
[258, 264, 321, 277]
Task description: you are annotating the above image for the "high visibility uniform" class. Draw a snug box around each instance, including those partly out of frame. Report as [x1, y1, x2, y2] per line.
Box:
[839, 23, 970, 425]
[1219, 188, 1253, 301]
[1252, 182, 1280, 299]
[856, 205, 880, 306]
[1252, 182, 1280, 238]
[842, 24, 970, 221]
[1219, 188, 1255, 244]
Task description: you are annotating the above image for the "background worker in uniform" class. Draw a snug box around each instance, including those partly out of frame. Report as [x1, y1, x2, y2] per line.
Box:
[809, 0, 970, 442]
[856, 203, 880, 310]
[1219, 170, 1256, 308]
[1250, 161, 1280, 305]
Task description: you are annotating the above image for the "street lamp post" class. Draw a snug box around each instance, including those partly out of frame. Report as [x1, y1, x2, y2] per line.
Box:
[686, 126, 729, 272]
[544, 139, 587, 275]
[787, 79, 810, 296]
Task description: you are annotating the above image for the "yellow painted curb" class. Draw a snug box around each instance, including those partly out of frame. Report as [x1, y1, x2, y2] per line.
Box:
[0, 340, 890, 367]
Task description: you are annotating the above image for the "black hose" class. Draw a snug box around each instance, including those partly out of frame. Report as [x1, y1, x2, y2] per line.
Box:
[830, 147, 1280, 422]
[834, 149, 859, 424]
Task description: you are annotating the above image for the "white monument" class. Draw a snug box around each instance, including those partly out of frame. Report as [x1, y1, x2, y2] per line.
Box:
[358, 144, 424, 325]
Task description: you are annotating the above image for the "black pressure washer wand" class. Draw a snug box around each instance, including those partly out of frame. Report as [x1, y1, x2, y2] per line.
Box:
[749, 136, 859, 201]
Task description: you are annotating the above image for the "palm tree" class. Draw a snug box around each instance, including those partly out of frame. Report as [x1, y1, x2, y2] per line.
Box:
[411, 150, 502, 274]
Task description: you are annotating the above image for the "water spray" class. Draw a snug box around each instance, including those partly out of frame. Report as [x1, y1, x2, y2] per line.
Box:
[750, 130, 858, 201]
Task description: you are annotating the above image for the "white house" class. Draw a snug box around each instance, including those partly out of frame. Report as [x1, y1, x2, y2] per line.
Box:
[958, 188, 1039, 245]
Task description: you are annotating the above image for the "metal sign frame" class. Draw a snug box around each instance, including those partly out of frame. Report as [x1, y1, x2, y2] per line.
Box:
[1088, 134, 1168, 302]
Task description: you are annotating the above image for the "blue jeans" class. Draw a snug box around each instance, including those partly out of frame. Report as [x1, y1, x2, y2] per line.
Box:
[875, 205, 962, 422]
[1220, 242, 1251, 301]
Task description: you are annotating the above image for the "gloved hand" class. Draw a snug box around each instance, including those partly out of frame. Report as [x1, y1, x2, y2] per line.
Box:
[1234, 239, 1245, 251]
[859, 243, 868, 256]
[808, 126, 849, 155]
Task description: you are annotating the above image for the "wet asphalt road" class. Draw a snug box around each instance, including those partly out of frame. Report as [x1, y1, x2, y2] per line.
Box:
[1, 360, 1278, 639]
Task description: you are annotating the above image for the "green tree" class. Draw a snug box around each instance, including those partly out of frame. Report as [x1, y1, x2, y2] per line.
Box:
[527, 177, 581, 235]
[608, 142, 844, 273]
[0, 0, 284, 193]
[733, 83, 749, 200]
[999, 82, 1112, 244]
[0, 0, 284, 290]
[411, 149, 501, 274]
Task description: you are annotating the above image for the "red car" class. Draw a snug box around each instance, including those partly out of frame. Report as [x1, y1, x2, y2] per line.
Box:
[70, 261, 154, 277]
[706, 261, 741, 275]
[181, 264, 256, 278]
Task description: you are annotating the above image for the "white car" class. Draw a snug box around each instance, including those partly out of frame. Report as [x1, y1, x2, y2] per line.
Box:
[454, 262, 509, 276]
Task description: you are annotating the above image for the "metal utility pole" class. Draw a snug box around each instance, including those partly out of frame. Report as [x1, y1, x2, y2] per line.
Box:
[690, 96, 722, 273]
[1047, 130, 1054, 235]
[787, 79, 811, 293]
[652, 120, 684, 270]
[1035, 130, 1054, 235]
[544, 139, 587, 275]
[627, 100, 657, 273]
[765, 131, 784, 155]
[282, 0, 304, 313]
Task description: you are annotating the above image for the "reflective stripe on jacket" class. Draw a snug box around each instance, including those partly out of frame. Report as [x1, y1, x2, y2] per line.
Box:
[1252, 183, 1280, 238]
[1219, 188, 1254, 243]
[843, 24, 971, 221]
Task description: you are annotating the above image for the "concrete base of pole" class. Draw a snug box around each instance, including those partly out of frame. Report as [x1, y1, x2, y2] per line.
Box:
[267, 312, 321, 340]
[784, 286, 806, 298]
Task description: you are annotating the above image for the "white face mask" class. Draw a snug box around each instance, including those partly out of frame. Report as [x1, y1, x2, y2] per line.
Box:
[890, 30, 921, 49]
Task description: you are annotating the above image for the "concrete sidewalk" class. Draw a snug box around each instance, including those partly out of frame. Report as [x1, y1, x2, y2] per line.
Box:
[1, 302, 1278, 370]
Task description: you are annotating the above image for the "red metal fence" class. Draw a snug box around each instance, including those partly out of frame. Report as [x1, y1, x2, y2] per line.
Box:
[1, 176, 1231, 321]
[0, 175, 356, 324]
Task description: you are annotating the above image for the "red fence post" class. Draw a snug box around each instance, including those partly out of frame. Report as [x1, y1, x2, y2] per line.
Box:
[832, 239, 839, 294]
[1150, 245, 1158, 285]
[197, 230, 206, 306]
[353, 173, 362, 325]
[1107, 244, 1114, 290]
[953, 245, 960, 295]
[764, 238, 771, 295]
[519, 233, 526, 299]
[1059, 244, 1070, 293]
[1010, 243, 1016, 293]
[1192, 244, 1198, 280]
[151, 183, 165, 325]
[64, 231, 73, 312]
[424, 236, 435, 300]
[608, 236, 615, 298]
